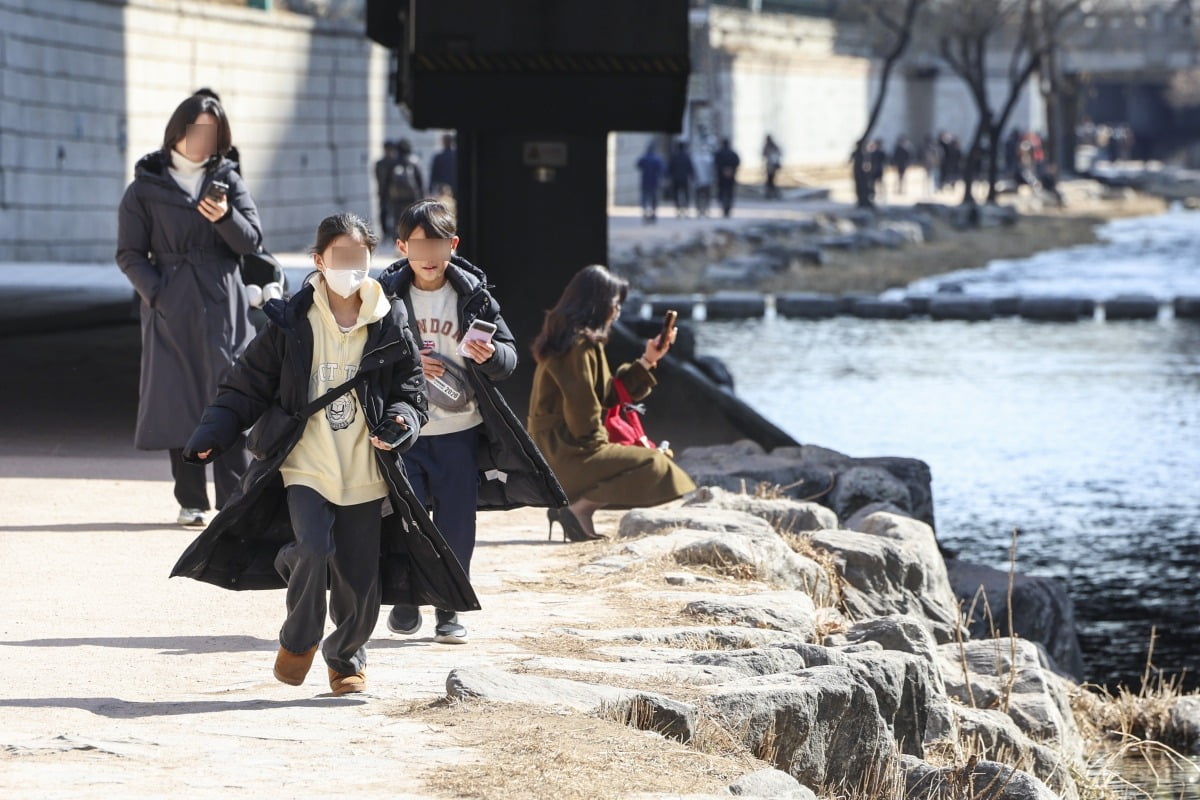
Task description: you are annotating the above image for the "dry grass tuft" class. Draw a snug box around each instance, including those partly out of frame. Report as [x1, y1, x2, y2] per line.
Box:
[780, 530, 845, 610]
[401, 698, 758, 800]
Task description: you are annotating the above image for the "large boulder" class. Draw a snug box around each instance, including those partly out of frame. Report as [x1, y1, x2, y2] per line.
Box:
[827, 465, 913, 518]
[949, 706, 1079, 799]
[617, 507, 777, 539]
[446, 667, 696, 742]
[683, 486, 839, 533]
[947, 560, 1084, 680]
[785, 445, 935, 529]
[903, 756, 1059, 800]
[612, 524, 834, 600]
[689, 647, 809, 678]
[674, 442, 837, 503]
[844, 615, 943, 671]
[809, 513, 961, 643]
[703, 666, 896, 791]
[675, 442, 935, 528]
[682, 591, 817, 639]
[513, 654, 746, 687]
[840, 648, 948, 756]
[936, 638, 1081, 754]
[552, 625, 803, 650]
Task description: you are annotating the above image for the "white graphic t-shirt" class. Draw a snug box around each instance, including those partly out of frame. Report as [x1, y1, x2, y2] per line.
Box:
[410, 283, 484, 436]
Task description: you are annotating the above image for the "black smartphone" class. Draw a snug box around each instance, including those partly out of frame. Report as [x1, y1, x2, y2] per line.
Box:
[656, 309, 678, 349]
[205, 180, 229, 202]
[370, 417, 413, 448]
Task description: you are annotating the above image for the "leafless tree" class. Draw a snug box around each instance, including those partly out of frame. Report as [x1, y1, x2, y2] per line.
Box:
[839, 0, 927, 207]
[930, 0, 1087, 205]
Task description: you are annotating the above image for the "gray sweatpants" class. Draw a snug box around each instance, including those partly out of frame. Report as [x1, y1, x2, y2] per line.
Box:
[275, 485, 383, 676]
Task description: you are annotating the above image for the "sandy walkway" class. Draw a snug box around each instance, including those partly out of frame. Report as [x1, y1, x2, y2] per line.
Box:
[0, 457, 638, 798]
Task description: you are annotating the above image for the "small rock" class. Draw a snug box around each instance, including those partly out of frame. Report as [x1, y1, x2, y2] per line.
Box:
[828, 466, 912, 520]
[843, 501, 911, 532]
[607, 693, 697, 743]
[728, 768, 816, 798]
[1168, 697, 1200, 754]
[663, 571, 720, 586]
[936, 638, 1081, 751]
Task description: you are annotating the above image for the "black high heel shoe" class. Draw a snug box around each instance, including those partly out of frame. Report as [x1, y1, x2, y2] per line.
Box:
[547, 507, 604, 542]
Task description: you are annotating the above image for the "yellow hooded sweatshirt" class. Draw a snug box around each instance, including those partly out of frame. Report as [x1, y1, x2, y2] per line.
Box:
[280, 275, 392, 506]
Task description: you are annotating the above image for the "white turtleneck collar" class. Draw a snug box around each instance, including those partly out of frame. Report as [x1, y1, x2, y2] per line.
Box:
[168, 150, 209, 200]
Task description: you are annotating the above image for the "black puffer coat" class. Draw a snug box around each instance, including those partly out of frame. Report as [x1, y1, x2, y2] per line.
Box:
[116, 150, 261, 450]
[169, 282, 480, 612]
[380, 256, 567, 511]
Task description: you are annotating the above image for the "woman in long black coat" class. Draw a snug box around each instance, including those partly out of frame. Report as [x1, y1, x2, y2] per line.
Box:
[116, 94, 261, 525]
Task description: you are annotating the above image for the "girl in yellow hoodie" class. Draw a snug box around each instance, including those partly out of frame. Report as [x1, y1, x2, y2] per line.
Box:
[179, 213, 478, 696]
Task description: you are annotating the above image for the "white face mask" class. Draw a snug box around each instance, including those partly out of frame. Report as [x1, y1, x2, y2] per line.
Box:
[323, 268, 367, 298]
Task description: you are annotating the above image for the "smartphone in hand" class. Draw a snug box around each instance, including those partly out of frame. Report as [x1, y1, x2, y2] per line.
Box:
[370, 417, 413, 449]
[656, 309, 678, 349]
[456, 319, 498, 357]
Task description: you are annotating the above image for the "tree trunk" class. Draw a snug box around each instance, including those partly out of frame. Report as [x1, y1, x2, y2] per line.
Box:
[851, 0, 923, 210]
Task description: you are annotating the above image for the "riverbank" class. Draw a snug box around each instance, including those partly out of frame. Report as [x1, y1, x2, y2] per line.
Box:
[789, 193, 1167, 296]
[610, 181, 1168, 297]
[4, 449, 1197, 799]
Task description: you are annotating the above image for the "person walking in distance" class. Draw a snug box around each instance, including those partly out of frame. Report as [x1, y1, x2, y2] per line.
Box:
[667, 140, 695, 218]
[374, 140, 399, 240]
[429, 133, 457, 199]
[714, 138, 740, 218]
[387, 138, 424, 235]
[636, 141, 666, 224]
[116, 93, 261, 527]
[691, 139, 716, 217]
[762, 134, 782, 200]
[892, 136, 912, 195]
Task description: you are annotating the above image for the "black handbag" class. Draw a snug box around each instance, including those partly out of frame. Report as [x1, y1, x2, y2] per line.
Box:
[246, 370, 377, 461]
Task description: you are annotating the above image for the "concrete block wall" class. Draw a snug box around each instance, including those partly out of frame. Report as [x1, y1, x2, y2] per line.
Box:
[1, 0, 440, 262]
[608, 6, 1048, 205]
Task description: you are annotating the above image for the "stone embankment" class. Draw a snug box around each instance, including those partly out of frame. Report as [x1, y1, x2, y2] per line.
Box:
[438, 443, 1200, 798]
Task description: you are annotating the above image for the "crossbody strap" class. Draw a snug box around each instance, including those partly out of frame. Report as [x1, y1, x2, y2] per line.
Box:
[295, 365, 377, 420]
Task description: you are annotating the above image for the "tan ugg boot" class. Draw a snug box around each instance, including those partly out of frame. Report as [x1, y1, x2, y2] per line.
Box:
[328, 668, 367, 696]
[273, 644, 318, 686]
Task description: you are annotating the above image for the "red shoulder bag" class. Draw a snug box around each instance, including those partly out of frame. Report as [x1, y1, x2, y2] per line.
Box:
[603, 377, 656, 448]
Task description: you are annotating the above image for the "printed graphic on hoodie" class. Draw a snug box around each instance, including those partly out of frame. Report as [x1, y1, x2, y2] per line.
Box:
[312, 362, 360, 431]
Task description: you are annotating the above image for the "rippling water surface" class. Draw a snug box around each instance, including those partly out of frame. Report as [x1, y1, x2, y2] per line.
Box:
[693, 208, 1200, 691]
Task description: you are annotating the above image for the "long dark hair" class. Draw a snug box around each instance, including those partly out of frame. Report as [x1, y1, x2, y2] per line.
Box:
[161, 94, 232, 159]
[532, 265, 629, 361]
[309, 212, 379, 256]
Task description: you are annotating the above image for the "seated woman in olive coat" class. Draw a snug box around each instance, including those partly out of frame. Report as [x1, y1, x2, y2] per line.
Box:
[528, 264, 696, 541]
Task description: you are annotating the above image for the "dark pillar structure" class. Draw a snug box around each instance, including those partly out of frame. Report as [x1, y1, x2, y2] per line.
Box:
[367, 0, 689, 418]
[455, 131, 608, 349]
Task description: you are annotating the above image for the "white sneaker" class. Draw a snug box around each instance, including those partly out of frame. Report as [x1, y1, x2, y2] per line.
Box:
[177, 507, 206, 527]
